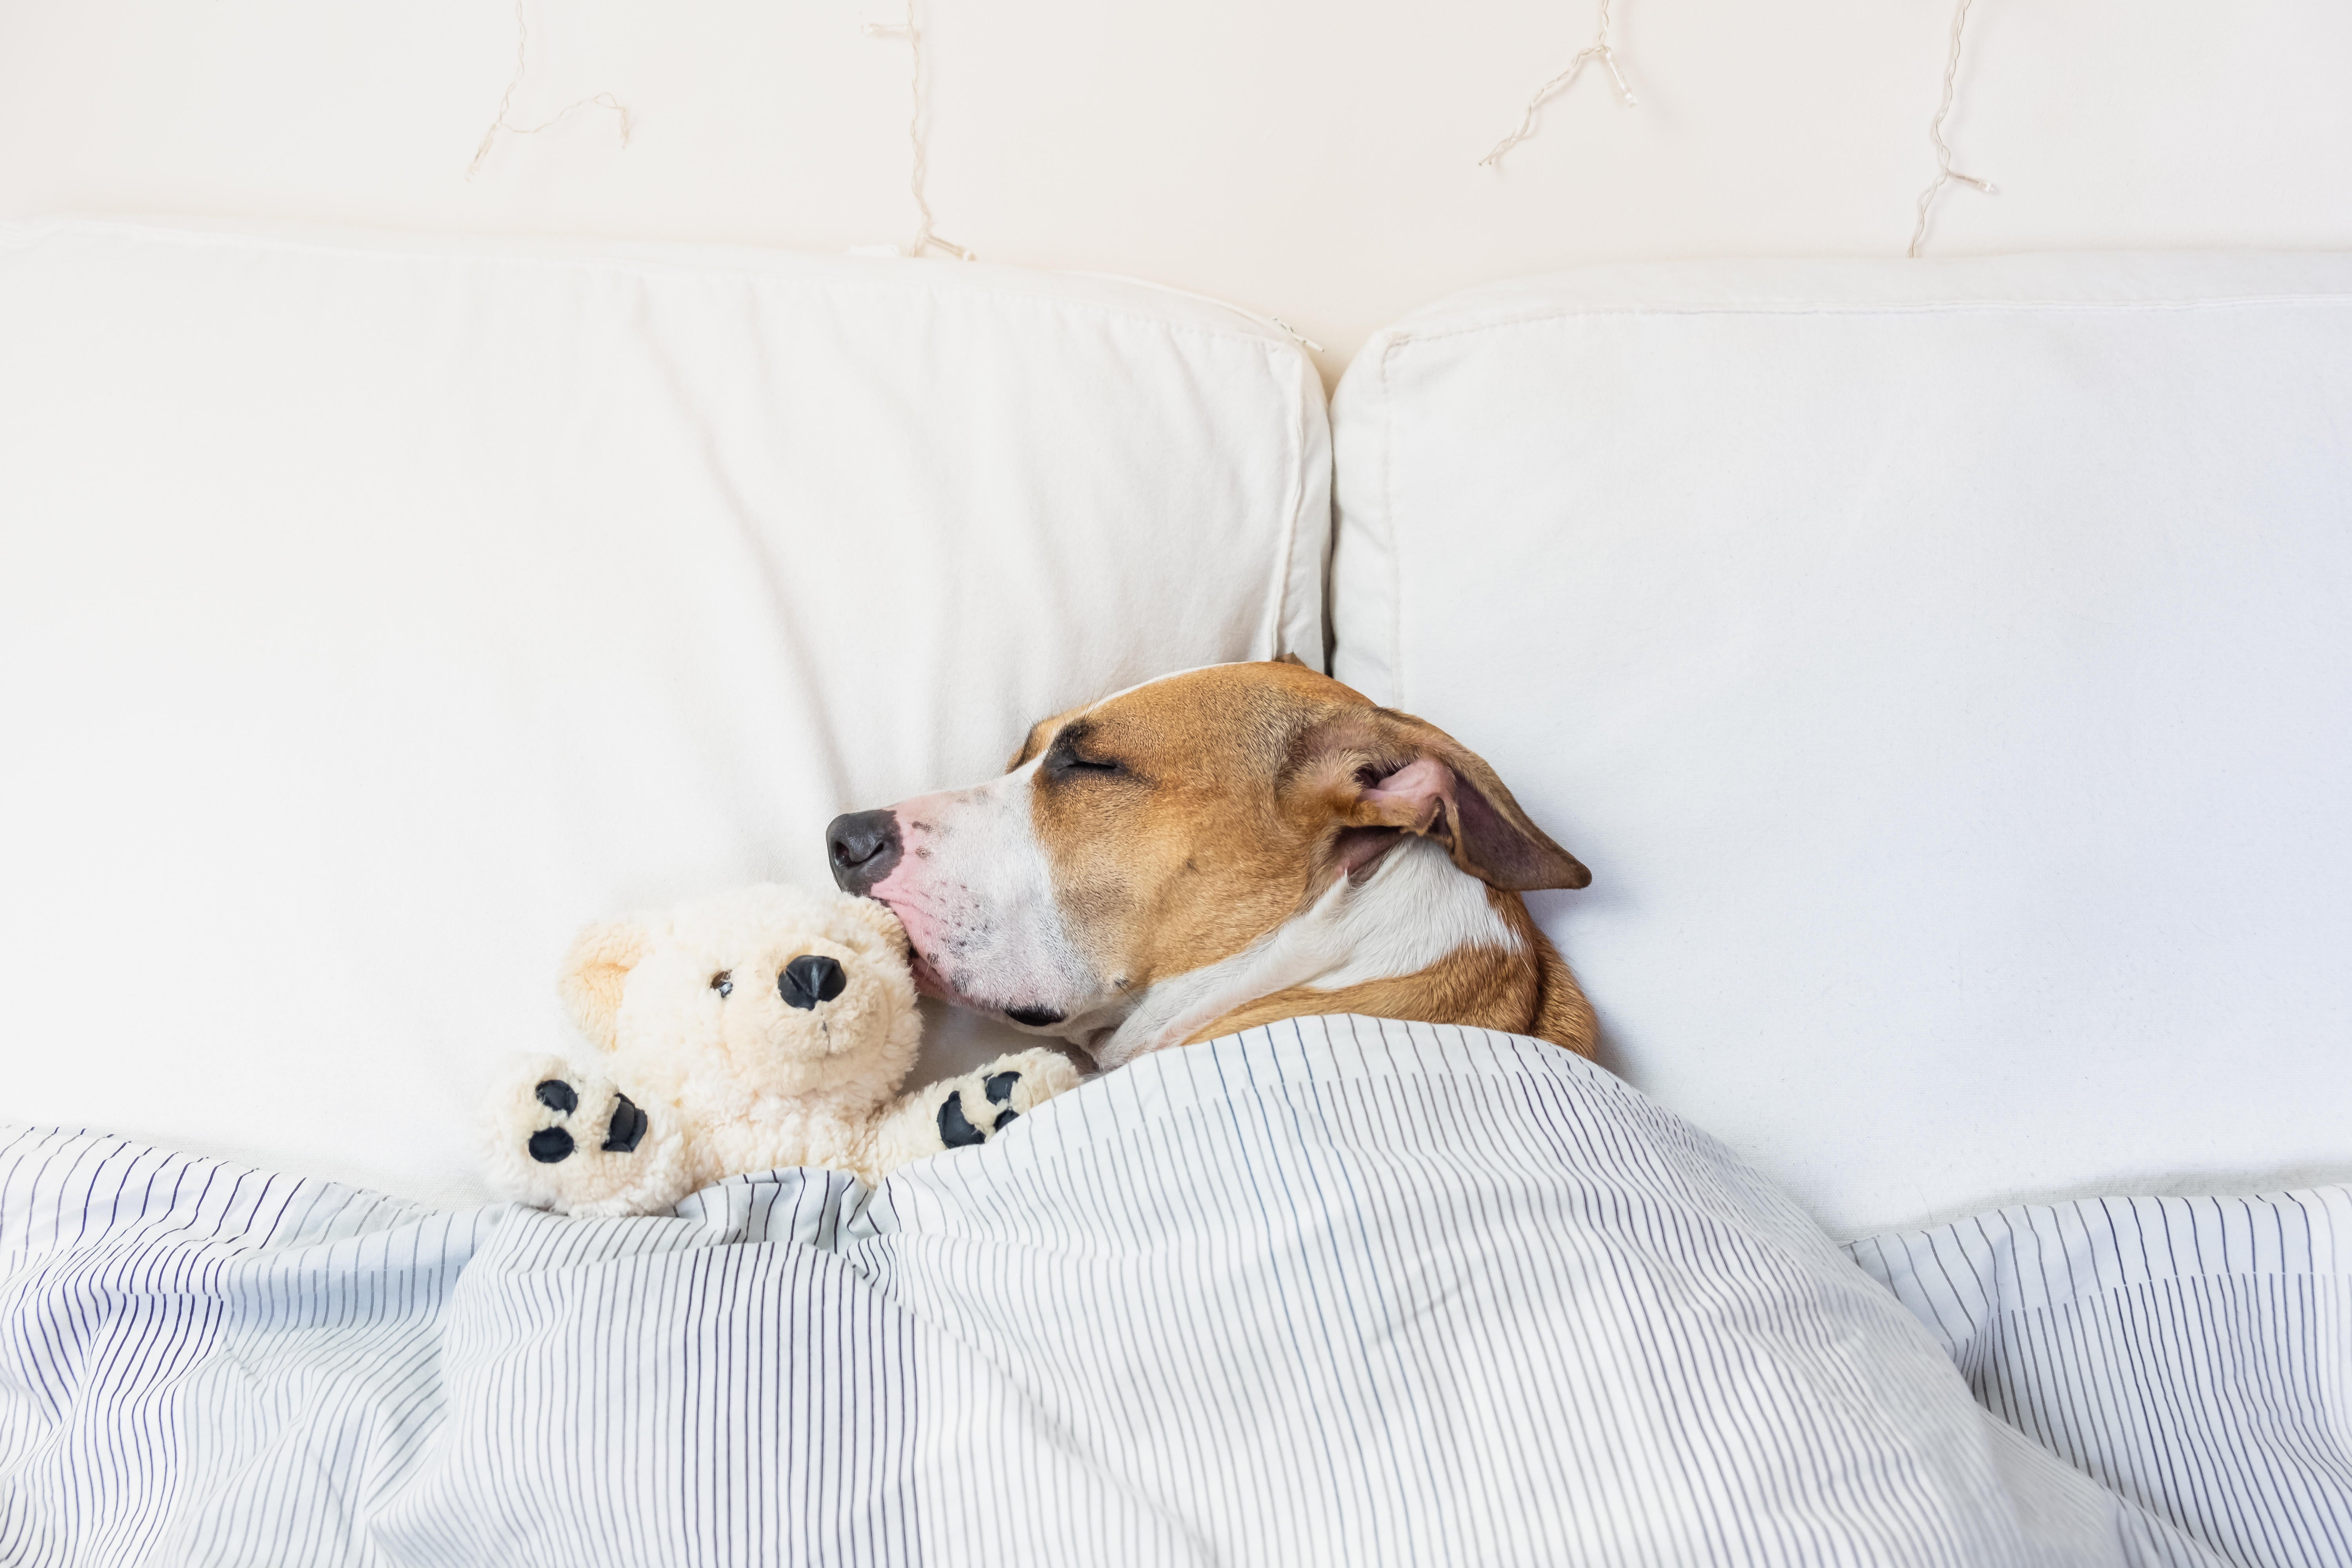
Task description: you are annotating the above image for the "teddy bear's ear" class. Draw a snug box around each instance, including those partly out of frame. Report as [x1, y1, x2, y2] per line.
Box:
[558, 915, 655, 1052]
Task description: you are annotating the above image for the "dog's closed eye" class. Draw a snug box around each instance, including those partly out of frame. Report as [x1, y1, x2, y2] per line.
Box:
[1045, 721, 1131, 781]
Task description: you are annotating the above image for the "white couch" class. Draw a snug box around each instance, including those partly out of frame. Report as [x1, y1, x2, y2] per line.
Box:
[7, 219, 2352, 1568]
[4, 220, 2348, 1237]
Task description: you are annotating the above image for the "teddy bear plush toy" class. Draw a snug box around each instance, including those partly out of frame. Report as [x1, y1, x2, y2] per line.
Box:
[487, 882, 1079, 1216]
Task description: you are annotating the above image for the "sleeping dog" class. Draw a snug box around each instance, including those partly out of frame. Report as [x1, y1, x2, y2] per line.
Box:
[826, 658, 1594, 1068]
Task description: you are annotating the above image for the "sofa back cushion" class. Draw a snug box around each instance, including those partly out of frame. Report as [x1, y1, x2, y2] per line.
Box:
[1330, 252, 2352, 1236]
[0, 218, 1327, 1205]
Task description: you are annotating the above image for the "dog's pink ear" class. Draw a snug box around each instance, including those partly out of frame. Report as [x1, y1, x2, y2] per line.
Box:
[1356, 757, 1453, 835]
[1351, 716, 1592, 893]
[558, 915, 656, 1052]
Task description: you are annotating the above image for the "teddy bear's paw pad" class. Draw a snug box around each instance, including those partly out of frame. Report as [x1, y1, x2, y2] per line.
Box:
[936, 1064, 1056, 1149]
[937, 1088, 992, 1148]
[602, 1094, 648, 1153]
[527, 1080, 649, 1163]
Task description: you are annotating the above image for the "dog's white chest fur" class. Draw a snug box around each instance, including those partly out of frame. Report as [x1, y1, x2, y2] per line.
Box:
[1092, 837, 1520, 1067]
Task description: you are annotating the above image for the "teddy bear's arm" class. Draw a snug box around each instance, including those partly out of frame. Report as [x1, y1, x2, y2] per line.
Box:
[486, 1053, 702, 1217]
[860, 1048, 1083, 1183]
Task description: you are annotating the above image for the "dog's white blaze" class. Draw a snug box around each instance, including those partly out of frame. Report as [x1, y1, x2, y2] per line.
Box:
[888, 759, 1100, 1016]
[1091, 837, 1521, 1068]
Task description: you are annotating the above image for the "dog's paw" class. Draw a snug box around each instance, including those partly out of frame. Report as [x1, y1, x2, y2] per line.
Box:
[485, 1056, 693, 1216]
[935, 1048, 1083, 1149]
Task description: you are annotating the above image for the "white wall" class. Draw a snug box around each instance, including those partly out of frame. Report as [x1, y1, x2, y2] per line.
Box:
[4, 0, 2348, 379]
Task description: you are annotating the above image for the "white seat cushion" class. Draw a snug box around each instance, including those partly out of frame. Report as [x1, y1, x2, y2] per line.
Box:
[0, 217, 1327, 1206]
[1330, 251, 2352, 1238]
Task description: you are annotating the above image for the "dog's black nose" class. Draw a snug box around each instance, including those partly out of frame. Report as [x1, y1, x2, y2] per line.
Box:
[826, 809, 902, 895]
[780, 953, 848, 1011]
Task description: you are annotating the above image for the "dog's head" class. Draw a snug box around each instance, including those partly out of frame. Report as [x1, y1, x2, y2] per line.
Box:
[825, 661, 1588, 1064]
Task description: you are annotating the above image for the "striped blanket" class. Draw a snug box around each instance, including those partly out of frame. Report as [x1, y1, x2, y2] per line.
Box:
[3, 1017, 2345, 1565]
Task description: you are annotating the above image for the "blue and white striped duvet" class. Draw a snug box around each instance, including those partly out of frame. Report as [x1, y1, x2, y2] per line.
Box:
[1853, 1189, 2352, 1566]
[4, 1016, 2345, 1566]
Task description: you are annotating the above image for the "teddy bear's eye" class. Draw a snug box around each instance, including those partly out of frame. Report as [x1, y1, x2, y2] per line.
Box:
[710, 971, 733, 998]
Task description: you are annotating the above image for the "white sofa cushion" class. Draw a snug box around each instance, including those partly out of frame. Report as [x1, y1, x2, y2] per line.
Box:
[0, 217, 1327, 1206]
[1330, 252, 2352, 1238]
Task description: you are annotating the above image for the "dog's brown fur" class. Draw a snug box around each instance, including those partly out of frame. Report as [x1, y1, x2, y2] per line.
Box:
[1008, 661, 1596, 1057]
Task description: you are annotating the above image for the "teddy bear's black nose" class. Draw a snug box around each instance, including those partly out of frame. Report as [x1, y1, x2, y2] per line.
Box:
[826, 810, 902, 895]
[780, 954, 848, 1010]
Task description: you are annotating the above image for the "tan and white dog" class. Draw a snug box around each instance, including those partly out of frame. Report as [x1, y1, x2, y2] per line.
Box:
[825, 659, 1595, 1070]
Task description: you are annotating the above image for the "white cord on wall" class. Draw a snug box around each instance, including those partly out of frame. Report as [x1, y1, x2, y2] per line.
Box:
[862, 0, 975, 260]
[1907, 0, 1997, 257]
[467, 0, 633, 180]
[1480, 0, 1637, 169]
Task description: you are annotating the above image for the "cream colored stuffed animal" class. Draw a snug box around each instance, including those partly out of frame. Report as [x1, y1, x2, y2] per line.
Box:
[487, 883, 1079, 1216]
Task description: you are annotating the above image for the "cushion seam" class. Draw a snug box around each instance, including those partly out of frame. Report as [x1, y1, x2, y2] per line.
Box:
[1374, 294, 2352, 356]
[1, 216, 1302, 358]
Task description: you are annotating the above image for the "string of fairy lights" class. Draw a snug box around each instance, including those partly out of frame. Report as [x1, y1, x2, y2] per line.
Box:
[1480, 0, 1637, 169]
[465, 0, 631, 181]
[1479, 0, 1992, 254]
[1907, 0, 1996, 257]
[858, 0, 975, 260]
[465, 0, 1994, 260]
